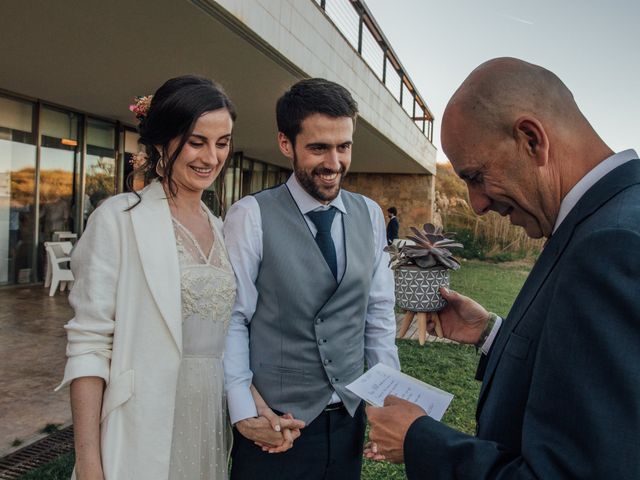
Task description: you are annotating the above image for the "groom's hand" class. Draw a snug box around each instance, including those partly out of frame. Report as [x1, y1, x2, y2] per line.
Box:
[366, 395, 426, 463]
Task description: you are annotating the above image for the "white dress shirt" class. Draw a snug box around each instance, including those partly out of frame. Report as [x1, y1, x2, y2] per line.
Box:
[223, 174, 400, 424]
[483, 149, 638, 353]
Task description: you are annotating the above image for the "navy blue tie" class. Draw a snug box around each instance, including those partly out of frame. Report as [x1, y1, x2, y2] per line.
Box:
[307, 208, 338, 280]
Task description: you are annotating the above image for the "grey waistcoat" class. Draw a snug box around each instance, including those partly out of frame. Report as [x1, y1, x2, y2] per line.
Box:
[251, 184, 375, 424]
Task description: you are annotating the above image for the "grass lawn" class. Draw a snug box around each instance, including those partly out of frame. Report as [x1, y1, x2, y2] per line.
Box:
[20, 260, 531, 480]
[18, 454, 74, 480]
[362, 259, 532, 479]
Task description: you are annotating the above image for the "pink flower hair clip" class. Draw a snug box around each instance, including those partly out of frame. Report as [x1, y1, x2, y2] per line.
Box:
[129, 95, 153, 120]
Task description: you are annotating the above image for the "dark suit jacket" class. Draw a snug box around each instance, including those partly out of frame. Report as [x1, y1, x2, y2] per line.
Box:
[387, 216, 399, 245]
[404, 159, 640, 479]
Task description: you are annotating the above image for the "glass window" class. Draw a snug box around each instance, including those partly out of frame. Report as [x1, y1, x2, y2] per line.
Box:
[241, 157, 253, 198]
[122, 129, 144, 192]
[265, 165, 280, 188]
[85, 118, 116, 213]
[38, 106, 80, 281]
[0, 95, 36, 284]
[251, 161, 265, 193]
[224, 153, 241, 212]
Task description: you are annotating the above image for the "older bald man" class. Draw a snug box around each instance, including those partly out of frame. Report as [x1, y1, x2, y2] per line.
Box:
[367, 58, 640, 479]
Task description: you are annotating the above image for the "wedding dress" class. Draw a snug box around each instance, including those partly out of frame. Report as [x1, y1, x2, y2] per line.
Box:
[168, 210, 236, 479]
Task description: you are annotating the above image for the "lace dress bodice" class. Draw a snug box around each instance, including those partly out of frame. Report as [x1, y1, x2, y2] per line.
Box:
[173, 213, 236, 355]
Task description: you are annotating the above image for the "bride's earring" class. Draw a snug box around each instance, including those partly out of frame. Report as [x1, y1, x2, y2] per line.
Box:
[155, 156, 165, 177]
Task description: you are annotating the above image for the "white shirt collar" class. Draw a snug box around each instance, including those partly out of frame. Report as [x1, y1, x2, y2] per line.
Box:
[285, 173, 347, 214]
[553, 149, 638, 233]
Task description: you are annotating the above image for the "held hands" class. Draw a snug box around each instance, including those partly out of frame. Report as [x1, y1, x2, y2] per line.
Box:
[365, 395, 427, 464]
[239, 385, 305, 453]
[235, 411, 305, 453]
[434, 287, 490, 345]
[255, 407, 306, 453]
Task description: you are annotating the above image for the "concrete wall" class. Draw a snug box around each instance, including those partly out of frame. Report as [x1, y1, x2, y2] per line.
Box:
[342, 172, 435, 239]
[202, 0, 436, 175]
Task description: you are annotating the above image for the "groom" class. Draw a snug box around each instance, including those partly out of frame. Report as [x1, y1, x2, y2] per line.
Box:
[223, 78, 400, 479]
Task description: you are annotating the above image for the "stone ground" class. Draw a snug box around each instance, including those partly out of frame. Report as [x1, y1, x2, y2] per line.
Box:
[0, 286, 72, 456]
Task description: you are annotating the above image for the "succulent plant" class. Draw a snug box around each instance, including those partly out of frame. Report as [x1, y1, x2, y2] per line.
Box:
[384, 223, 463, 271]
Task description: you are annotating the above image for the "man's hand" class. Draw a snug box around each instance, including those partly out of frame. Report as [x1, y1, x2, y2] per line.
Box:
[366, 395, 427, 464]
[435, 287, 490, 344]
[235, 412, 305, 453]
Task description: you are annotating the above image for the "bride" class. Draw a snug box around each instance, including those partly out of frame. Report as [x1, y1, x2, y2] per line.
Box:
[57, 75, 299, 479]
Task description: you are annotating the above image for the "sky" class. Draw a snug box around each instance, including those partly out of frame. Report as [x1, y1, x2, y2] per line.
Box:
[365, 0, 640, 164]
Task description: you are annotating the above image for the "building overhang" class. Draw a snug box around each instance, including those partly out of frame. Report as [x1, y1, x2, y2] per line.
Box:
[0, 0, 435, 174]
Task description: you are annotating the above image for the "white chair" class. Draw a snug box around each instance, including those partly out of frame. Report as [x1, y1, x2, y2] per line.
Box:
[44, 241, 74, 296]
[44, 241, 73, 288]
[52, 231, 78, 243]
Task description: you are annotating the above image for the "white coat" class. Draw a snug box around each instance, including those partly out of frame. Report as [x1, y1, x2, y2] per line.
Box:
[58, 181, 201, 479]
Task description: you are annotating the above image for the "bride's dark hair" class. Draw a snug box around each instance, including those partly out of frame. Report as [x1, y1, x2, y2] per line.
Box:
[127, 75, 236, 207]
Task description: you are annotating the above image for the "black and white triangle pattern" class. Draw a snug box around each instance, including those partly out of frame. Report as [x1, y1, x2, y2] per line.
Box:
[395, 267, 450, 312]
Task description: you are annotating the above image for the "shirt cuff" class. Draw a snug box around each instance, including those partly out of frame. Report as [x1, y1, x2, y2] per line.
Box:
[479, 314, 502, 355]
[227, 385, 259, 425]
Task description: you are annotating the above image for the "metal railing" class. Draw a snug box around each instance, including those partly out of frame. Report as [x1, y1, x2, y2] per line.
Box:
[313, 0, 434, 142]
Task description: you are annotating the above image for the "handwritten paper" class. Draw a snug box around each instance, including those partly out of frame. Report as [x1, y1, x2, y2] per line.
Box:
[346, 363, 453, 421]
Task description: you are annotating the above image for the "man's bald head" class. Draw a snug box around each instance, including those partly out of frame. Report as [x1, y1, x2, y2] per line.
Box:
[442, 57, 586, 150]
[440, 57, 613, 239]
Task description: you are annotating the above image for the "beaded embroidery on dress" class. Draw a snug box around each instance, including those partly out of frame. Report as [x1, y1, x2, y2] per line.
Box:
[168, 208, 236, 479]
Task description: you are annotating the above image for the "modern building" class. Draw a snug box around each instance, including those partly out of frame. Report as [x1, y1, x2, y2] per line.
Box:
[0, 0, 436, 286]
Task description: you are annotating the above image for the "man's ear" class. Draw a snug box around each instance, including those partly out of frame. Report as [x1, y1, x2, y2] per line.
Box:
[514, 116, 549, 167]
[278, 132, 294, 160]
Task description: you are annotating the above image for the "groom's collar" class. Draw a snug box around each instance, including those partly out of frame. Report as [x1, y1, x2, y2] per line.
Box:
[286, 173, 347, 215]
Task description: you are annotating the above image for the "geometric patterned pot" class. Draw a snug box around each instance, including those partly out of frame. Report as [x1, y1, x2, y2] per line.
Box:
[394, 265, 450, 312]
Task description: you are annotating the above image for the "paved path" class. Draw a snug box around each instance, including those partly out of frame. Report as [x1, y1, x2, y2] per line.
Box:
[0, 286, 72, 456]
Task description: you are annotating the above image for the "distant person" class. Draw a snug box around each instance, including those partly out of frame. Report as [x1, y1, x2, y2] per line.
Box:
[40, 194, 69, 241]
[366, 57, 640, 478]
[82, 193, 94, 223]
[386, 206, 399, 244]
[57, 75, 290, 479]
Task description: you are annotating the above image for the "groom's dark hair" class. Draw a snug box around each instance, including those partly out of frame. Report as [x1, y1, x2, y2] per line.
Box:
[276, 78, 358, 146]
